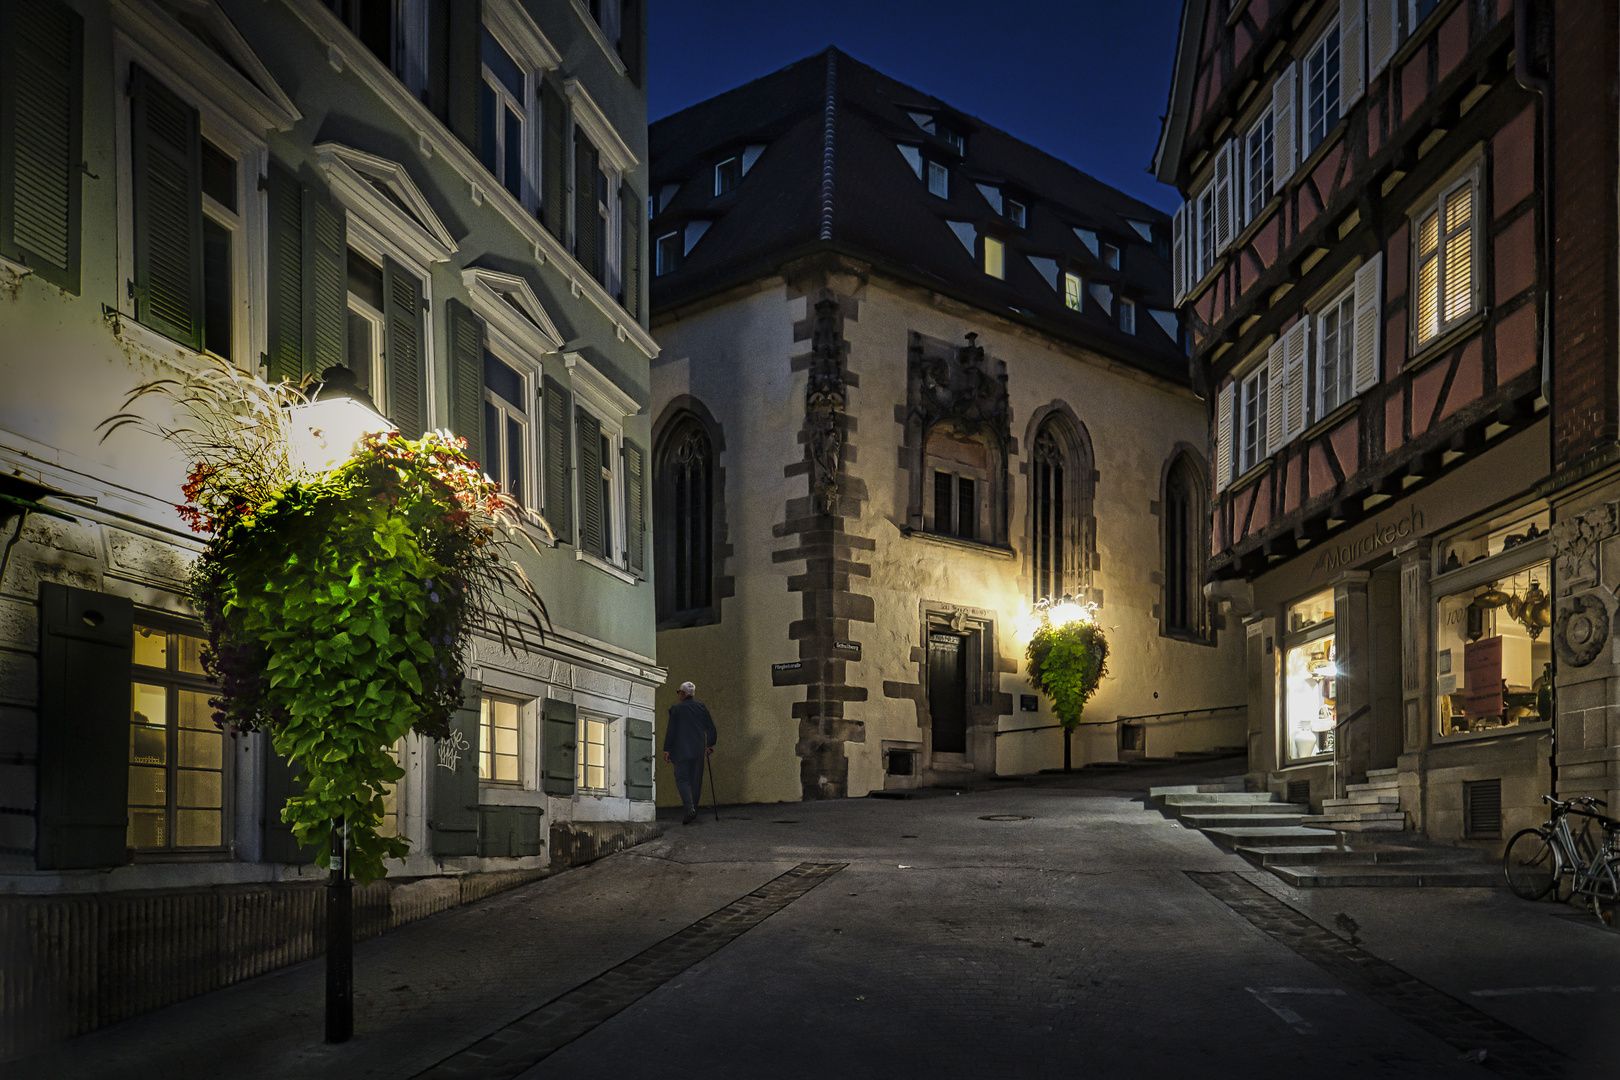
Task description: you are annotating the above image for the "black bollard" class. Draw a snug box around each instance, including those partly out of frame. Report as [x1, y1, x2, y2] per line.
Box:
[325, 817, 353, 1043]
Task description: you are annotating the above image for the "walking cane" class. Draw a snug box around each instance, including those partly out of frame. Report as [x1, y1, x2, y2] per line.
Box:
[706, 747, 720, 821]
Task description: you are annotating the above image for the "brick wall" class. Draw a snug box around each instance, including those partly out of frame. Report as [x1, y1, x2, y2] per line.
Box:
[1552, 0, 1620, 467]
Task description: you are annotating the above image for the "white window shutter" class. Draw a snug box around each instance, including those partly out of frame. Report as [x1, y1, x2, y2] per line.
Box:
[1213, 142, 1234, 252]
[1368, 0, 1399, 79]
[1172, 203, 1187, 304]
[1266, 336, 1287, 456]
[1272, 63, 1297, 195]
[1340, 0, 1366, 109]
[1216, 382, 1234, 492]
[1284, 320, 1310, 440]
[1352, 251, 1384, 394]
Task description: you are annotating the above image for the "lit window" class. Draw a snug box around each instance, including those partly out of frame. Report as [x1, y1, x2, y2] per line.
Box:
[1245, 109, 1274, 224]
[577, 715, 609, 790]
[984, 235, 1004, 279]
[1119, 298, 1135, 334]
[1030, 419, 1087, 603]
[479, 697, 521, 784]
[1316, 288, 1356, 416]
[1063, 271, 1082, 311]
[714, 156, 741, 196]
[1414, 176, 1477, 348]
[1006, 199, 1026, 228]
[1304, 23, 1342, 154]
[1283, 589, 1337, 762]
[483, 350, 530, 506]
[1102, 243, 1120, 270]
[1239, 364, 1269, 473]
[927, 160, 948, 198]
[129, 623, 224, 851]
[478, 29, 528, 203]
[655, 231, 681, 275]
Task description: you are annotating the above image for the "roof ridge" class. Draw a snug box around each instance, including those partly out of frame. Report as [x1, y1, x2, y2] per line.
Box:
[819, 50, 838, 242]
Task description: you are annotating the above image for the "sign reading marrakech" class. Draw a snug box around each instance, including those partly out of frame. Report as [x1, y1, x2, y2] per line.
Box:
[1312, 506, 1425, 572]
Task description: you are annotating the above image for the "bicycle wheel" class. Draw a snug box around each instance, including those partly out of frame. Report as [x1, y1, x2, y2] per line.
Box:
[1588, 859, 1619, 926]
[1504, 828, 1559, 900]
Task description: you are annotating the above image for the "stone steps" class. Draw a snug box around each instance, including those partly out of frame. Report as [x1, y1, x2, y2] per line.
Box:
[1198, 824, 1341, 850]
[1178, 811, 1309, 830]
[1235, 843, 1487, 866]
[1300, 812, 1407, 831]
[1268, 864, 1502, 888]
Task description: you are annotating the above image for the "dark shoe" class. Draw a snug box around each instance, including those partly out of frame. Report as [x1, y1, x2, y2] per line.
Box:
[682, 811, 698, 825]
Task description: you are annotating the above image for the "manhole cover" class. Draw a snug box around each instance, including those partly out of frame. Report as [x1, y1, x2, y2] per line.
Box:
[979, 814, 1033, 821]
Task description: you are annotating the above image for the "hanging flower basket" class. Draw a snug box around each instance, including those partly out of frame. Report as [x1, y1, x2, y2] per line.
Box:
[1025, 601, 1110, 733]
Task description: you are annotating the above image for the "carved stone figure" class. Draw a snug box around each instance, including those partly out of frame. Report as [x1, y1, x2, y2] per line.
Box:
[912, 332, 1009, 436]
[1551, 503, 1619, 596]
[805, 297, 847, 516]
[1553, 591, 1611, 668]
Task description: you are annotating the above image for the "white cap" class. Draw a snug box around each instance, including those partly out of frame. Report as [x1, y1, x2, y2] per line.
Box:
[679, 681, 696, 695]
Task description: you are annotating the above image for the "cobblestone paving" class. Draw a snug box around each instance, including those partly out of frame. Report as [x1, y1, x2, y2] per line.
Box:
[411, 862, 844, 1080]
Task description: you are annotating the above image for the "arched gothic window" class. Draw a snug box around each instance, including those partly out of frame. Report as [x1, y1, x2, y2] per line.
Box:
[1162, 452, 1207, 637]
[655, 414, 713, 624]
[1028, 413, 1091, 604]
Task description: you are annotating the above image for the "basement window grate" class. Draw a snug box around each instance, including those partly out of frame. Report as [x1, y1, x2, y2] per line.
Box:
[1464, 778, 1502, 838]
[885, 750, 916, 776]
[1286, 779, 1311, 808]
[1118, 723, 1145, 754]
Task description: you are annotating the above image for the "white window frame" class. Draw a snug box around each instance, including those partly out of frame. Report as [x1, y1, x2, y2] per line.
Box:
[1244, 108, 1275, 226]
[479, 694, 525, 787]
[575, 710, 614, 792]
[714, 155, 742, 196]
[1315, 285, 1356, 418]
[655, 230, 681, 275]
[1119, 297, 1136, 334]
[926, 160, 948, 198]
[479, 22, 534, 209]
[344, 246, 388, 414]
[942, 129, 965, 154]
[345, 216, 438, 429]
[1006, 198, 1026, 228]
[1303, 20, 1342, 156]
[1102, 242, 1120, 270]
[1063, 271, 1082, 311]
[1411, 170, 1480, 351]
[1195, 182, 1216, 281]
[483, 340, 537, 509]
[566, 352, 638, 582]
[1238, 363, 1270, 474]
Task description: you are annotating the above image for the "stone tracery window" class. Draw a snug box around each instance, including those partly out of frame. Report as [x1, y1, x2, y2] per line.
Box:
[1162, 451, 1207, 637]
[655, 411, 714, 624]
[1027, 413, 1090, 603]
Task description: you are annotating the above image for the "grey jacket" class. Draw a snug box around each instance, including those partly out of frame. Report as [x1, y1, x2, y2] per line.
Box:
[664, 698, 717, 760]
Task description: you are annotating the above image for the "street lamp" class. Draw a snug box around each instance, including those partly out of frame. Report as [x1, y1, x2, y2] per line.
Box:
[286, 366, 394, 1045]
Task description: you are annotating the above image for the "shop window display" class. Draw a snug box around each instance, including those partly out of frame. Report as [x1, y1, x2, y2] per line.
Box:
[1283, 588, 1337, 762]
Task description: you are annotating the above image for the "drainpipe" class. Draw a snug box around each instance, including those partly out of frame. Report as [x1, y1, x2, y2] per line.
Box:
[1514, 0, 1556, 795]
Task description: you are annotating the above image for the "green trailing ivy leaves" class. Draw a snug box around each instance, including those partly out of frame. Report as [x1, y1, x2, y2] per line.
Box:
[1025, 619, 1110, 733]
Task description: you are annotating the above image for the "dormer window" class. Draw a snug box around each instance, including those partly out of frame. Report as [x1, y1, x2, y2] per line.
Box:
[1064, 272, 1082, 311]
[942, 129, 964, 154]
[655, 231, 681, 275]
[1006, 199, 1026, 228]
[984, 236, 1005, 279]
[1102, 243, 1120, 270]
[714, 156, 741, 196]
[1119, 298, 1136, 334]
[927, 160, 948, 198]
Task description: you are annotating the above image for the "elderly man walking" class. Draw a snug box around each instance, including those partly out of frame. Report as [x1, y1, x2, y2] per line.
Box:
[664, 681, 717, 824]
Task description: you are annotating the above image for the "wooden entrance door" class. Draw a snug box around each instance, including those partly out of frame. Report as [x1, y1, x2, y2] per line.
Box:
[927, 632, 968, 754]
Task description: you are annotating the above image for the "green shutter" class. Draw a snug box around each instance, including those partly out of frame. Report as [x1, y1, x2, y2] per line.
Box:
[445, 0, 481, 155]
[477, 804, 543, 858]
[130, 65, 202, 349]
[303, 182, 346, 378]
[573, 130, 598, 278]
[619, 0, 644, 87]
[264, 162, 304, 384]
[575, 408, 604, 559]
[621, 183, 639, 318]
[0, 0, 83, 292]
[540, 80, 566, 241]
[431, 679, 481, 856]
[446, 299, 485, 469]
[543, 374, 573, 543]
[261, 741, 315, 864]
[541, 698, 576, 797]
[425, 0, 451, 124]
[624, 438, 646, 575]
[36, 584, 132, 869]
[625, 717, 653, 801]
[383, 257, 425, 436]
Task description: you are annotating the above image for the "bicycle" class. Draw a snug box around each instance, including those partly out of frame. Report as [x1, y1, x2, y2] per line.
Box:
[1503, 794, 1620, 924]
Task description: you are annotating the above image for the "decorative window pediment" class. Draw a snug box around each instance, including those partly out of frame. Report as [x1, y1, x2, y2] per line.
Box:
[565, 352, 639, 418]
[116, 0, 300, 133]
[563, 78, 638, 174]
[315, 143, 458, 264]
[462, 266, 565, 356]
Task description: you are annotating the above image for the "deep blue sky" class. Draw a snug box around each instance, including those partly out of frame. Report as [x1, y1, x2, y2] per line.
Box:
[647, 0, 1184, 212]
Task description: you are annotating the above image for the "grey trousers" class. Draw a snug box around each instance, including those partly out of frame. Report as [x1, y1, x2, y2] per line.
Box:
[672, 755, 705, 812]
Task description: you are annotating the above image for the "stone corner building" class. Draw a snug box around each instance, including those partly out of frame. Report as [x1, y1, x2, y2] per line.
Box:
[647, 48, 1246, 805]
[0, 0, 659, 1056]
[1155, 0, 1618, 847]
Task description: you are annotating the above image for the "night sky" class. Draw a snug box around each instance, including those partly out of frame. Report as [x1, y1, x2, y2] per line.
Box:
[647, 0, 1185, 212]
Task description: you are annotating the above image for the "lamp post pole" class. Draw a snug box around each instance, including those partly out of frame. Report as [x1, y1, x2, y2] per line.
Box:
[326, 815, 353, 1043]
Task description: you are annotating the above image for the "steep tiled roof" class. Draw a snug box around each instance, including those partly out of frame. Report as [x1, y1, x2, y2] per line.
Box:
[649, 47, 1188, 384]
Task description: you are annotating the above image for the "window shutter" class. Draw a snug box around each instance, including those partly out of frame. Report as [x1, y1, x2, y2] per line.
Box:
[261, 741, 316, 864]
[130, 65, 203, 350]
[619, 0, 644, 87]
[573, 131, 600, 278]
[1271, 63, 1297, 195]
[575, 408, 604, 558]
[383, 257, 426, 436]
[543, 374, 574, 543]
[1340, 0, 1366, 110]
[1213, 142, 1234, 252]
[1284, 323, 1309, 440]
[624, 438, 646, 574]
[303, 182, 347, 378]
[1266, 336, 1288, 455]
[0, 0, 83, 292]
[264, 161, 305, 384]
[1215, 382, 1234, 492]
[1171, 203, 1186, 303]
[430, 679, 482, 856]
[1368, 0, 1399, 79]
[625, 717, 653, 800]
[540, 80, 567, 241]
[541, 697, 577, 796]
[1352, 251, 1384, 394]
[444, 0, 481, 155]
[446, 299, 486, 469]
[621, 182, 640, 318]
[36, 584, 132, 869]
